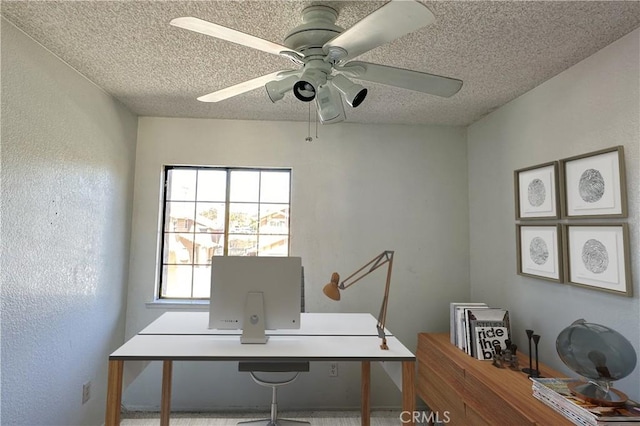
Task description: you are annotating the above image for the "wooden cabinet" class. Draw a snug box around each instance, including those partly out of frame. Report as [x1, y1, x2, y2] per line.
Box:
[417, 333, 573, 425]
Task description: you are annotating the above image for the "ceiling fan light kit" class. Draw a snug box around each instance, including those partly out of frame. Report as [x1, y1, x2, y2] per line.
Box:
[315, 83, 346, 124]
[265, 75, 299, 103]
[171, 0, 463, 124]
[331, 74, 367, 108]
[293, 64, 330, 102]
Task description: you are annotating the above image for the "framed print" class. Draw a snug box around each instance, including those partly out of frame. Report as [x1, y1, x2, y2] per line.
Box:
[560, 146, 627, 218]
[516, 224, 563, 283]
[563, 224, 632, 296]
[514, 162, 560, 220]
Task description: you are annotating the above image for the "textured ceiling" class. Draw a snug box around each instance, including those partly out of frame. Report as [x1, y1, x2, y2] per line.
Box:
[2, 1, 640, 126]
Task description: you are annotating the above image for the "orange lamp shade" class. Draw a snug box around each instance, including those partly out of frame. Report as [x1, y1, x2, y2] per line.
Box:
[323, 272, 341, 300]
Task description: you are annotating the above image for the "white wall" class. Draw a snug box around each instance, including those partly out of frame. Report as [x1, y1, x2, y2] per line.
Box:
[6, 10, 635, 421]
[123, 117, 469, 410]
[468, 29, 640, 400]
[1, 19, 138, 425]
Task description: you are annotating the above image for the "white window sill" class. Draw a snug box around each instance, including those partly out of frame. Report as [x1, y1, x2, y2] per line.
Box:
[145, 299, 209, 310]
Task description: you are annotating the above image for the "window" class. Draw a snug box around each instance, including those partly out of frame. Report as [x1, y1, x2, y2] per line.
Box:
[159, 166, 291, 299]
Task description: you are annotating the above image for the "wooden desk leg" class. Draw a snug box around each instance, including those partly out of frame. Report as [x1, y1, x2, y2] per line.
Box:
[161, 360, 173, 426]
[105, 360, 124, 426]
[402, 361, 415, 426]
[361, 361, 370, 426]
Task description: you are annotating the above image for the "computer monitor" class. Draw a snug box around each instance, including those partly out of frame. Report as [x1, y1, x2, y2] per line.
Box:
[209, 256, 302, 343]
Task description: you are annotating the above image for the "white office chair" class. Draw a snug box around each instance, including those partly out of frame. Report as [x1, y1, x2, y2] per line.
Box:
[237, 267, 310, 426]
[237, 361, 311, 426]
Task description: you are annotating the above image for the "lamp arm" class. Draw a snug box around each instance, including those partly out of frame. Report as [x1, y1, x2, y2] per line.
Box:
[376, 253, 393, 349]
[339, 250, 394, 290]
[378, 254, 393, 325]
[339, 250, 394, 350]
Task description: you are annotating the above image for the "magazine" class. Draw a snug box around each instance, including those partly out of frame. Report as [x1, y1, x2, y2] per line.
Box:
[465, 308, 510, 358]
[452, 303, 488, 353]
[532, 389, 592, 426]
[449, 302, 486, 346]
[473, 324, 509, 360]
[531, 377, 640, 425]
[449, 303, 512, 357]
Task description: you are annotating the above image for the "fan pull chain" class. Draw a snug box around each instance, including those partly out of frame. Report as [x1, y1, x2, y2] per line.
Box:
[305, 103, 313, 142]
[315, 105, 319, 139]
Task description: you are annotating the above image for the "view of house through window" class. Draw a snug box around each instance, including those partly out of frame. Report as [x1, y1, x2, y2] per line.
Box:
[160, 166, 291, 299]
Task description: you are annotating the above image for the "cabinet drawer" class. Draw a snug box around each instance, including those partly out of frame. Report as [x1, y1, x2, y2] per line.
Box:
[465, 405, 490, 426]
[417, 367, 465, 423]
[464, 372, 535, 426]
[418, 339, 465, 395]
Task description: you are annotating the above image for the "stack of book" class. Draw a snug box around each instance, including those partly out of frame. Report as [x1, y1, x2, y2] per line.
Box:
[531, 377, 640, 426]
[449, 302, 511, 359]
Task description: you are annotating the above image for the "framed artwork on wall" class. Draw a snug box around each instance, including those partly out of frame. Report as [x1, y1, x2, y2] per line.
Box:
[514, 161, 560, 220]
[560, 146, 627, 218]
[563, 224, 632, 297]
[516, 224, 563, 283]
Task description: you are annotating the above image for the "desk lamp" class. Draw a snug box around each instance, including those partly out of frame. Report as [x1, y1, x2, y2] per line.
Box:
[323, 251, 394, 350]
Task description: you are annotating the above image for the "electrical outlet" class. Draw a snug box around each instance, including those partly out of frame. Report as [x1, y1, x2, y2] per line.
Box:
[329, 362, 338, 377]
[82, 381, 91, 404]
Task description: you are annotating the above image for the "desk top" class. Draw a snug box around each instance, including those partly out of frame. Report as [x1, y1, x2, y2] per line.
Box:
[110, 334, 415, 361]
[111, 312, 414, 361]
[139, 312, 392, 337]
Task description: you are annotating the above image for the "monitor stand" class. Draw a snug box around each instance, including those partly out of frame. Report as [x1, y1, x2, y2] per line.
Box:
[241, 292, 269, 344]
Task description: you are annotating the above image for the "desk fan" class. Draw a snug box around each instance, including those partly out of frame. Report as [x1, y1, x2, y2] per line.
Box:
[556, 319, 637, 406]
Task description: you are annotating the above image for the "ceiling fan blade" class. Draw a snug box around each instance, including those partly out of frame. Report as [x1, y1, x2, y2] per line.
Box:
[323, 0, 435, 63]
[338, 61, 463, 98]
[170, 17, 303, 60]
[198, 70, 299, 102]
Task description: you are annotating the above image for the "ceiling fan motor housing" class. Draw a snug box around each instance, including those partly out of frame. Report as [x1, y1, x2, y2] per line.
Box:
[283, 6, 343, 53]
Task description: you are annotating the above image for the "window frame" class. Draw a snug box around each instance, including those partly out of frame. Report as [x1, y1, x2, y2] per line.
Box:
[158, 165, 292, 300]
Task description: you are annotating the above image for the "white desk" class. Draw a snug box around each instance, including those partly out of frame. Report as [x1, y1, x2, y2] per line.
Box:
[138, 312, 391, 336]
[105, 313, 416, 426]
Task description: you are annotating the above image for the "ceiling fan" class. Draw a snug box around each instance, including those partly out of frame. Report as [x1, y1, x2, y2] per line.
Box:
[170, 0, 463, 124]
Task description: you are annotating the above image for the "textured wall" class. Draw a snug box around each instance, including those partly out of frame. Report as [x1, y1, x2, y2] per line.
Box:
[1, 19, 137, 425]
[122, 118, 469, 410]
[468, 29, 640, 400]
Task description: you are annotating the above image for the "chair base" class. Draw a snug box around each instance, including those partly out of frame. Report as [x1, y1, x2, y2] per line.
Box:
[237, 419, 311, 426]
